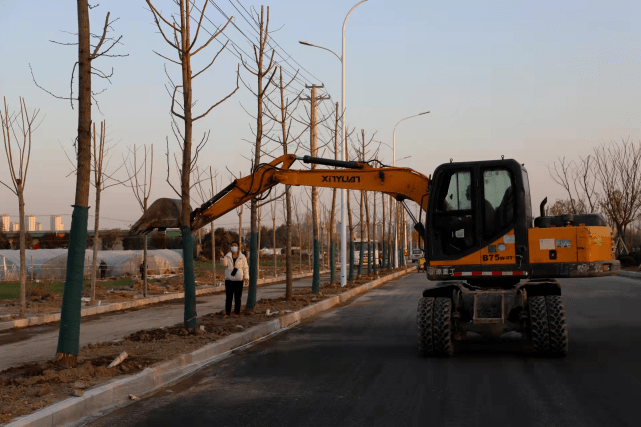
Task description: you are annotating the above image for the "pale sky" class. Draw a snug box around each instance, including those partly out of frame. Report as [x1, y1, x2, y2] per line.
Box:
[1, 0, 640, 231]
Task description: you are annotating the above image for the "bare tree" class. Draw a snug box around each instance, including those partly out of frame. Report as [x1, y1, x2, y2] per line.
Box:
[593, 140, 641, 244]
[0, 97, 40, 318]
[124, 144, 154, 299]
[236, 5, 278, 309]
[548, 155, 599, 215]
[88, 121, 127, 305]
[264, 66, 304, 301]
[146, 0, 239, 328]
[33, 1, 127, 368]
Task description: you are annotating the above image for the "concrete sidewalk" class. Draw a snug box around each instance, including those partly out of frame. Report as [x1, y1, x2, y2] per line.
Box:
[0, 273, 330, 371]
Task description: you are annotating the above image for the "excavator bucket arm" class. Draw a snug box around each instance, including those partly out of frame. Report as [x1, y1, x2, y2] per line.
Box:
[130, 154, 430, 234]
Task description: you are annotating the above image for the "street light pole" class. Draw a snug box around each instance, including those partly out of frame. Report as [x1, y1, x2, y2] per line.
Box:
[299, 0, 370, 286]
[392, 111, 430, 268]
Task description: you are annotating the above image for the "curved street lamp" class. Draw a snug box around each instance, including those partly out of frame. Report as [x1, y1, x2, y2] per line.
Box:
[299, 0, 371, 286]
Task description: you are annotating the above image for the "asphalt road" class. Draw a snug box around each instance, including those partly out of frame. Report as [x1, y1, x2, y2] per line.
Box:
[86, 273, 641, 427]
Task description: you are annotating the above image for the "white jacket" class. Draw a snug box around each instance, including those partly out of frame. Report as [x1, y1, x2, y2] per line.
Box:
[220, 252, 249, 281]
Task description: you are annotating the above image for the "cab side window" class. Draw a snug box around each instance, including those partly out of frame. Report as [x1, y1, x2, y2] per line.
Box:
[439, 171, 472, 211]
[433, 171, 475, 257]
[483, 169, 514, 238]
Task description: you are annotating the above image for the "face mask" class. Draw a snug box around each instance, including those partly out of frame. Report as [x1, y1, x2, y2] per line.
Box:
[231, 246, 238, 253]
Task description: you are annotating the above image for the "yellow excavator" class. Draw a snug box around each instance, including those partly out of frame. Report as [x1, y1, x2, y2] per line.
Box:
[131, 154, 620, 357]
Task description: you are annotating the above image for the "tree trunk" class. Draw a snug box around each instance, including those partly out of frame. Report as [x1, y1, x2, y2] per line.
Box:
[381, 193, 386, 270]
[387, 195, 392, 269]
[56, 0, 93, 366]
[297, 223, 302, 275]
[347, 189, 354, 281]
[18, 190, 26, 318]
[180, 0, 197, 329]
[285, 188, 293, 301]
[143, 234, 148, 296]
[211, 221, 215, 285]
[273, 214, 276, 277]
[365, 193, 371, 275]
[373, 192, 377, 274]
[89, 186, 101, 305]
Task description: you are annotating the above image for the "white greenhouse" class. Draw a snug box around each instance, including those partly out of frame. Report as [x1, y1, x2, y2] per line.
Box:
[0, 249, 183, 281]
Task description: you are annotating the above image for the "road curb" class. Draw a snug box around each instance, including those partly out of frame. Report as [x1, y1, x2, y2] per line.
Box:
[0, 270, 329, 332]
[619, 270, 641, 280]
[6, 268, 413, 427]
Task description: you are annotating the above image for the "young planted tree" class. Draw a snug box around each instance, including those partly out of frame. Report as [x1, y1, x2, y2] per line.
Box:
[0, 97, 40, 318]
[236, 5, 278, 309]
[32, 1, 126, 367]
[88, 121, 128, 305]
[264, 66, 304, 300]
[146, 0, 239, 328]
[124, 144, 154, 298]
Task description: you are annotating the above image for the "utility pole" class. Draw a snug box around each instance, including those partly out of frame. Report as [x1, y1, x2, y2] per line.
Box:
[302, 84, 329, 293]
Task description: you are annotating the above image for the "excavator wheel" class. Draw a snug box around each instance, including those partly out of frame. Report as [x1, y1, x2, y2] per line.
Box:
[417, 297, 454, 357]
[545, 295, 569, 357]
[527, 295, 568, 357]
[433, 297, 454, 356]
[417, 297, 435, 357]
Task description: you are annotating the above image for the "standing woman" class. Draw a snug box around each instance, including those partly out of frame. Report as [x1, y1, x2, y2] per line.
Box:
[219, 241, 249, 318]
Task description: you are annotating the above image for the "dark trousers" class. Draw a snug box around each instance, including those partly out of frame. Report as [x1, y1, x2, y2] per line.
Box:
[225, 280, 243, 315]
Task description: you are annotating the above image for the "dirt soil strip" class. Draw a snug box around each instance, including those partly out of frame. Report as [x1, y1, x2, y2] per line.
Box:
[0, 270, 328, 332]
[5, 269, 412, 427]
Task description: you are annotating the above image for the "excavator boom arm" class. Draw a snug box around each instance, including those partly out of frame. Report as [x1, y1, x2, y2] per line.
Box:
[130, 154, 430, 234]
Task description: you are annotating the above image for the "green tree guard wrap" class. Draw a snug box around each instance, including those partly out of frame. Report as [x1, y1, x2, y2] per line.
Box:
[246, 232, 258, 309]
[312, 239, 320, 293]
[348, 241, 354, 281]
[182, 226, 197, 329]
[330, 240, 336, 284]
[56, 205, 89, 356]
[373, 242, 377, 274]
[358, 242, 364, 276]
[367, 242, 372, 274]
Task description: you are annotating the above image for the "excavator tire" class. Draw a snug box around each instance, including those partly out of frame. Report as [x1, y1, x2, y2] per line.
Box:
[433, 297, 454, 356]
[545, 295, 569, 357]
[417, 297, 435, 357]
[528, 295, 550, 355]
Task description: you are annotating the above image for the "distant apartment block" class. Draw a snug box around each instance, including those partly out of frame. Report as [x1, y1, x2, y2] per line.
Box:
[27, 215, 36, 232]
[11, 222, 19, 232]
[36, 222, 42, 231]
[0, 214, 9, 232]
[50, 215, 64, 232]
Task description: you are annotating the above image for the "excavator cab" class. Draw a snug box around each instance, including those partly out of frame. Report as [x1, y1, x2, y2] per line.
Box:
[423, 158, 618, 284]
[425, 159, 532, 284]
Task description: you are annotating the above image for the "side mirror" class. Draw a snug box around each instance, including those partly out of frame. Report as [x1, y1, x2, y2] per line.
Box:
[414, 222, 425, 238]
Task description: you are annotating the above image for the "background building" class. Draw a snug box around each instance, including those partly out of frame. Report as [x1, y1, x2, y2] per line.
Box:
[36, 222, 42, 231]
[27, 215, 36, 232]
[1, 214, 9, 232]
[11, 222, 19, 232]
[50, 215, 64, 232]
